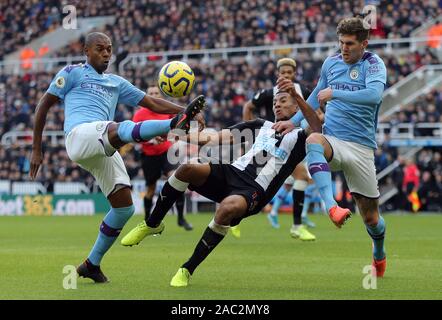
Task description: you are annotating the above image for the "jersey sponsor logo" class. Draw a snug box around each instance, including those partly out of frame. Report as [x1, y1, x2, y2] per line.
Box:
[330, 83, 361, 91]
[80, 82, 114, 98]
[55, 76, 65, 88]
[253, 134, 288, 160]
[350, 68, 359, 80]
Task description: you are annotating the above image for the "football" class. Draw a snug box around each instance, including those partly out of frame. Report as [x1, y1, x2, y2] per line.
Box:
[158, 61, 195, 98]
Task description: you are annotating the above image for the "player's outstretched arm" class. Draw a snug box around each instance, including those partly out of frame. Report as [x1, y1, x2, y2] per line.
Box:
[30, 92, 60, 180]
[291, 91, 322, 134]
[276, 77, 322, 133]
[139, 94, 206, 130]
[139, 94, 185, 114]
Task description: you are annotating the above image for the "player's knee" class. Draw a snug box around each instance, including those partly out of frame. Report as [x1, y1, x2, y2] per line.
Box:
[216, 201, 243, 225]
[175, 164, 195, 180]
[306, 132, 323, 145]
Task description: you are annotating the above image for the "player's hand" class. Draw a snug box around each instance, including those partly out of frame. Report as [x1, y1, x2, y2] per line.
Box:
[194, 112, 205, 132]
[317, 87, 333, 105]
[272, 120, 296, 135]
[29, 150, 43, 180]
[276, 77, 298, 98]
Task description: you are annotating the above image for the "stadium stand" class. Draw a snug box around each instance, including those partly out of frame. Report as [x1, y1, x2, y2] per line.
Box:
[1, 0, 441, 213]
[0, 0, 119, 59]
[4, 0, 438, 60]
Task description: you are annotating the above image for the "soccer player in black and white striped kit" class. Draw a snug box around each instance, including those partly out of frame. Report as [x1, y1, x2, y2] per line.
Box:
[119, 77, 322, 286]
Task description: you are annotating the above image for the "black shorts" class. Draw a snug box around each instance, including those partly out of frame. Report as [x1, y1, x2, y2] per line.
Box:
[141, 153, 178, 185]
[189, 163, 265, 220]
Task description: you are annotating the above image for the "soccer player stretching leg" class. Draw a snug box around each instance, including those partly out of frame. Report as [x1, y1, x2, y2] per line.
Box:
[274, 17, 387, 277]
[121, 78, 322, 286]
[30, 32, 205, 283]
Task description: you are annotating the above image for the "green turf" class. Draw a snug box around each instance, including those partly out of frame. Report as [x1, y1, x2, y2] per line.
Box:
[0, 212, 441, 300]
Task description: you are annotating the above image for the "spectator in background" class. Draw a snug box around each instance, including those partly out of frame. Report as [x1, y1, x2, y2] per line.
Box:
[402, 158, 420, 211]
[375, 147, 390, 173]
[418, 171, 442, 211]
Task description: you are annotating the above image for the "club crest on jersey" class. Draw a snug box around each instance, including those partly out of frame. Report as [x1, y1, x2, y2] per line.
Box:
[350, 68, 359, 80]
[55, 76, 65, 88]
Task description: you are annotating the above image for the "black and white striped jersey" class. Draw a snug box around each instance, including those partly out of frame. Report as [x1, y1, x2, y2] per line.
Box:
[228, 118, 307, 206]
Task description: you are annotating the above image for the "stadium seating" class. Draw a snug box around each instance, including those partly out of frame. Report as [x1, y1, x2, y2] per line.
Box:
[3, 1, 440, 61]
[1, 1, 442, 212]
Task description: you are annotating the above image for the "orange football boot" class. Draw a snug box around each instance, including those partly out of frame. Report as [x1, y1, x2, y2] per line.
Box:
[328, 206, 352, 228]
[372, 257, 387, 277]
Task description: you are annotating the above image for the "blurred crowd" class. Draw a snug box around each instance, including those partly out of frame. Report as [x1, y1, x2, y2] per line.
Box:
[2, 55, 442, 211]
[384, 86, 442, 127]
[376, 148, 442, 212]
[0, 0, 117, 60]
[3, 0, 441, 61]
[1, 0, 442, 211]
[2, 48, 439, 136]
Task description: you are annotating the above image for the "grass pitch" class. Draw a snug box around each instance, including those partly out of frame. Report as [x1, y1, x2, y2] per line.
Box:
[0, 212, 441, 300]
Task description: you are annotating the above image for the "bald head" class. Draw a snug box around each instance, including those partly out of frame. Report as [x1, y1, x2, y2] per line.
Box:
[84, 32, 112, 73]
[85, 32, 111, 48]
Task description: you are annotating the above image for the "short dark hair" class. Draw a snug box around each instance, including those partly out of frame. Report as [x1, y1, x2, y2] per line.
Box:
[84, 32, 111, 47]
[336, 18, 369, 42]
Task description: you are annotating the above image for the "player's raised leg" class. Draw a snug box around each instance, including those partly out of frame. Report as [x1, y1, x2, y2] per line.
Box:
[104, 95, 206, 153]
[171, 195, 247, 287]
[121, 163, 210, 246]
[306, 133, 351, 228]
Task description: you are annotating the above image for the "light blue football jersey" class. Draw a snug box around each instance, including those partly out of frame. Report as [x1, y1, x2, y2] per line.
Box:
[305, 51, 387, 149]
[47, 63, 145, 134]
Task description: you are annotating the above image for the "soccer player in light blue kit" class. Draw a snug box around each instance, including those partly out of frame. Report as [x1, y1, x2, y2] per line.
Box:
[30, 32, 206, 283]
[274, 18, 387, 277]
